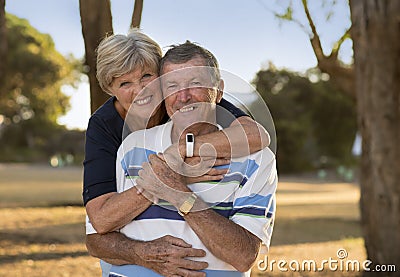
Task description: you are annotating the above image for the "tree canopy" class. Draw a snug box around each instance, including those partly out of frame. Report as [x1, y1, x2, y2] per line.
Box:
[0, 13, 80, 162]
[254, 67, 357, 173]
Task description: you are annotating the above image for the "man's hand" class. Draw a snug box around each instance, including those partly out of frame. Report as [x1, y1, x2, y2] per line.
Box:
[138, 235, 208, 277]
[86, 233, 208, 277]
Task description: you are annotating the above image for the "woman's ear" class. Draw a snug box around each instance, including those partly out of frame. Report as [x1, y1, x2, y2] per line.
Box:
[216, 79, 224, 103]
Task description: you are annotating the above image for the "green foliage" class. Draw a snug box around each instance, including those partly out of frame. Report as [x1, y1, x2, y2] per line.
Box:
[277, 5, 293, 21]
[254, 67, 357, 173]
[0, 14, 81, 162]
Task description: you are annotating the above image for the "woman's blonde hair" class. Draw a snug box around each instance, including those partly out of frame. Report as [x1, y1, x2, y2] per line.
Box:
[96, 29, 162, 95]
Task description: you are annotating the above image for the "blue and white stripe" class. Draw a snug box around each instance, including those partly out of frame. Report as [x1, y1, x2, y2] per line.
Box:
[107, 121, 277, 277]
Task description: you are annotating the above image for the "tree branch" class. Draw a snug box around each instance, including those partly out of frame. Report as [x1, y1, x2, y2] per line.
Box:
[330, 25, 352, 60]
[301, 0, 355, 98]
[301, 0, 325, 61]
[131, 0, 143, 29]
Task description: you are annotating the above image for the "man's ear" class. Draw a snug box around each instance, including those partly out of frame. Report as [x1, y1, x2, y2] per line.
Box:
[216, 79, 224, 103]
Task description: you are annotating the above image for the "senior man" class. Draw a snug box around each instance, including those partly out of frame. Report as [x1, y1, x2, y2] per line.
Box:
[107, 42, 277, 277]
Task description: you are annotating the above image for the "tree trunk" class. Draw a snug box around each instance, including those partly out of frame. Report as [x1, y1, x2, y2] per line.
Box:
[350, 0, 400, 268]
[131, 0, 143, 29]
[79, 0, 113, 113]
[0, 0, 7, 95]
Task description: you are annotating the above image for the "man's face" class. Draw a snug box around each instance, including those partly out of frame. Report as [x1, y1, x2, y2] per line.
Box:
[161, 57, 223, 131]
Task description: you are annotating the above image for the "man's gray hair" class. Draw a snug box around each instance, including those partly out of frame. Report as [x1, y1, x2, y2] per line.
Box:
[160, 41, 221, 85]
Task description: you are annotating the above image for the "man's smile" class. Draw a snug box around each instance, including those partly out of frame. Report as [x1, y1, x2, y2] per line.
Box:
[178, 104, 197, 113]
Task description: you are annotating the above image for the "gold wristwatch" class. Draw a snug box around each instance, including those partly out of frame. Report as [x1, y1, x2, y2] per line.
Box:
[178, 193, 197, 216]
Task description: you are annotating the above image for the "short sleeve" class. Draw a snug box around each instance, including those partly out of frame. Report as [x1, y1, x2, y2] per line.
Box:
[217, 98, 249, 128]
[85, 214, 97, 235]
[83, 115, 121, 205]
[230, 149, 278, 247]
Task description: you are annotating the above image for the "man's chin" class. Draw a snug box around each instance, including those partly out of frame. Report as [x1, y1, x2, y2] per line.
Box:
[172, 115, 201, 131]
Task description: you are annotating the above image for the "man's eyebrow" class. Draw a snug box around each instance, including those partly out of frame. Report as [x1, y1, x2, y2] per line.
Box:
[162, 79, 176, 84]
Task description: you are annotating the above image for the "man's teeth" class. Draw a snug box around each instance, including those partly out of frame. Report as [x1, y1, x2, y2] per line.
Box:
[179, 106, 195, 113]
[135, 96, 152, 105]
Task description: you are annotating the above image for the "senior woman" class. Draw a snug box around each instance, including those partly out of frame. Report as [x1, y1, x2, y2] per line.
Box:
[83, 29, 269, 276]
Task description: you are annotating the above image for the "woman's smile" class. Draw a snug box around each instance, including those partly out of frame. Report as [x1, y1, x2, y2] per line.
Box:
[134, 95, 153, 106]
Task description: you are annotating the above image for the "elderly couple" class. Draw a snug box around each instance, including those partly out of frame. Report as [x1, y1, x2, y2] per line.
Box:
[83, 29, 277, 277]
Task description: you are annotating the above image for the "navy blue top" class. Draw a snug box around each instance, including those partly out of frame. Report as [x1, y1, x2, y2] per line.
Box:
[83, 96, 248, 205]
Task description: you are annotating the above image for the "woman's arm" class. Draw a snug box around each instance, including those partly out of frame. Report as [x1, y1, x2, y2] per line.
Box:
[84, 114, 153, 234]
[136, 154, 266, 272]
[204, 116, 270, 158]
[86, 233, 209, 276]
[86, 190, 151, 234]
[171, 116, 270, 159]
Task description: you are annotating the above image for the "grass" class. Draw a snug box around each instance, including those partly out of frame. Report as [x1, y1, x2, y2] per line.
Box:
[0, 164, 366, 276]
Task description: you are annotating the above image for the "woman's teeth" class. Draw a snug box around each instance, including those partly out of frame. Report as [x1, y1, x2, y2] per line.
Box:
[135, 96, 152, 105]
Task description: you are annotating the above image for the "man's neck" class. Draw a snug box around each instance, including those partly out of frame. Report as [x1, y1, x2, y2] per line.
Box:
[171, 123, 218, 144]
[146, 105, 166, 129]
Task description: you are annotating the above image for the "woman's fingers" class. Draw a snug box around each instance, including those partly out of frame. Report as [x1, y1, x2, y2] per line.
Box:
[206, 167, 228, 176]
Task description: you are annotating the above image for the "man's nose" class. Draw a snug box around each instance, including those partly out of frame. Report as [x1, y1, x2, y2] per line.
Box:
[176, 88, 191, 102]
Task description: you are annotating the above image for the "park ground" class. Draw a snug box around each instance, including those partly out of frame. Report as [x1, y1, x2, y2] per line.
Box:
[0, 164, 365, 276]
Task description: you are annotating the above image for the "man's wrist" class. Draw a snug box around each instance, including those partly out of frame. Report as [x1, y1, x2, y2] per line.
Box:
[178, 192, 197, 216]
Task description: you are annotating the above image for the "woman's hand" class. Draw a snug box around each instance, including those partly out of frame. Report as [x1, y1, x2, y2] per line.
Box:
[135, 153, 230, 204]
[162, 143, 230, 178]
[184, 156, 229, 183]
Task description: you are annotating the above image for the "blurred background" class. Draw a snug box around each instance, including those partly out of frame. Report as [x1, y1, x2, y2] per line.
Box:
[1, 0, 398, 276]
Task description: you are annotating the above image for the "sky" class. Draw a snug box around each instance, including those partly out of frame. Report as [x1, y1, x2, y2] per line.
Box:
[5, 0, 352, 130]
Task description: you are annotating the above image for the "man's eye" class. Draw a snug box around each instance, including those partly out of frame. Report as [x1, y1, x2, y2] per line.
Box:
[167, 84, 177, 90]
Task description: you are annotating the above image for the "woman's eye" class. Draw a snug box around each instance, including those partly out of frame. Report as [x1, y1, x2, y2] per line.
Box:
[142, 73, 152, 80]
[120, 82, 130, 88]
[190, 81, 201, 86]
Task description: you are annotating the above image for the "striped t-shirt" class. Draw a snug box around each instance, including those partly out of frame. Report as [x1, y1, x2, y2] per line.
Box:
[89, 121, 278, 277]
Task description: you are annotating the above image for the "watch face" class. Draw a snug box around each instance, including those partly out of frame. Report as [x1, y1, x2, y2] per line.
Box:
[179, 193, 197, 215]
[186, 133, 194, 143]
[181, 203, 191, 213]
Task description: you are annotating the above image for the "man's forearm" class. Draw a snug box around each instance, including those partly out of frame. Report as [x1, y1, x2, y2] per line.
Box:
[183, 203, 261, 272]
[86, 232, 144, 265]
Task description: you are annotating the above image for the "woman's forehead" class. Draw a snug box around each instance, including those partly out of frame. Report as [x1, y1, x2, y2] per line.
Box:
[116, 65, 157, 79]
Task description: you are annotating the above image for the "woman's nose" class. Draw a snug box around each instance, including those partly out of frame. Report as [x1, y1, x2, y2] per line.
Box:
[132, 82, 145, 95]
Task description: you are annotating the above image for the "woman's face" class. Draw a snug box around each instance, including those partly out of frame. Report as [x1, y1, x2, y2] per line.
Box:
[110, 67, 161, 119]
